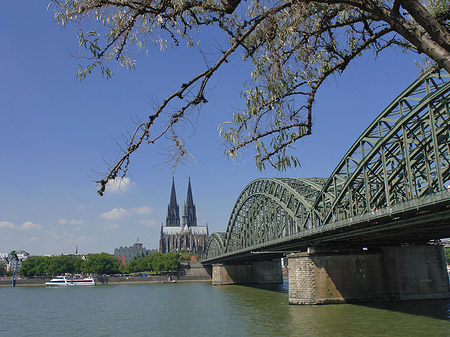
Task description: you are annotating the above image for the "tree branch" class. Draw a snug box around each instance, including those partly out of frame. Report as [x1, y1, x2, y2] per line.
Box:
[95, 2, 293, 195]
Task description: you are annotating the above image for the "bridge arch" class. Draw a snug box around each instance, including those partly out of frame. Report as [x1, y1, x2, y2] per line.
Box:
[205, 69, 450, 261]
[205, 232, 226, 260]
[224, 178, 325, 253]
[311, 69, 450, 226]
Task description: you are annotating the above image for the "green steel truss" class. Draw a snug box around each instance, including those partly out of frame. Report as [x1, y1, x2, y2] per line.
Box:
[205, 69, 450, 260]
[312, 69, 450, 227]
[205, 232, 226, 260]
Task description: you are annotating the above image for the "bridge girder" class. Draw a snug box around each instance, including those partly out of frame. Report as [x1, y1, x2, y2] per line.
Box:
[312, 70, 450, 227]
[205, 69, 450, 262]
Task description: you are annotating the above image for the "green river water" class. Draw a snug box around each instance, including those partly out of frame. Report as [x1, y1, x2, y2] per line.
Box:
[1, 282, 449, 336]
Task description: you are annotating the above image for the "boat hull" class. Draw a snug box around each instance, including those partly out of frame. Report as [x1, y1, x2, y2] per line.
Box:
[45, 276, 96, 286]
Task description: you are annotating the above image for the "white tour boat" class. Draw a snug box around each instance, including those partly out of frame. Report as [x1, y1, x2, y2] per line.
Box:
[45, 275, 96, 287]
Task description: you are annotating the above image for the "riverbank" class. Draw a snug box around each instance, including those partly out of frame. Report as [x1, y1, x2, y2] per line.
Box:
[0, 261, 212, 287]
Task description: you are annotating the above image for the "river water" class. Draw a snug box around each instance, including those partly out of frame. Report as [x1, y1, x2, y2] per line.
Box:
[2, 281, 450, 336]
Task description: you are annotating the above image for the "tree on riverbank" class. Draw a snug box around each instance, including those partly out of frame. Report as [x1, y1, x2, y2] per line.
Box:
[20, 255, 83, 277]
[20, 253, 122, 277]
[50, 0, 450, 195]
[126, 252, 180, 274]
[85, 253, 123, 275]
[19, 252, 180, 276]
[0, 263, 7, 276]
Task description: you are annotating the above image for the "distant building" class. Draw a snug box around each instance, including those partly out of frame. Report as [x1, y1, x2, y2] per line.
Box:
[114, 239, 157, 266]
[442, 239, 450, 248]
[14, 250, 29, 261]
[160, 178, 209, 254]
[3, 250, 29, 273]
[0, 253, 8, 265]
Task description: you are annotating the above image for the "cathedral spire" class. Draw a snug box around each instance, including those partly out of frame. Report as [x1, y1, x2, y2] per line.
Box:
[186, 177, 193, 206]
[166, 177, 180, 227]
[169, 177, 178, 207]
[183, 177, 197, 227]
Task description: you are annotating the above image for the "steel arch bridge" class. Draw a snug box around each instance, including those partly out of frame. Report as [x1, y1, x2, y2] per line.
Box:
[204, 69, 450, 263]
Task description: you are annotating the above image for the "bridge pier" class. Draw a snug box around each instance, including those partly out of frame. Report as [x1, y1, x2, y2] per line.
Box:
[212, 260, 282, 285]
[288, 244, 450, 305]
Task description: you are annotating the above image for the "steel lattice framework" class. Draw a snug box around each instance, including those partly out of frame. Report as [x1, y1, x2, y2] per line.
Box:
[205, 69, 450, 262]
[205, 232, 226, 259]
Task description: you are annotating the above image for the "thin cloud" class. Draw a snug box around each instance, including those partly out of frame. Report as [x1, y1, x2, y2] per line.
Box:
[77, 204, 87, 211]
[100, 208, 129, 220]
[102, 223, 119, 230]
[20, 221, 42, 231]
[139, 219, 158, 227]
[0, 221, 14, 229]
[58, 219, 85, 226]
[130, 206, 153, 215]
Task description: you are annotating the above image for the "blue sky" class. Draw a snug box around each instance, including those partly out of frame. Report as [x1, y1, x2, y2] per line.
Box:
[0, 2, 424, 255]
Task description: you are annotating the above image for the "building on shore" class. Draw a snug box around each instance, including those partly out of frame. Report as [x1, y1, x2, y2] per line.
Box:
[0, 250, 30, 273]
[159, 178, 209, 254]
[114, 239, 157, 266]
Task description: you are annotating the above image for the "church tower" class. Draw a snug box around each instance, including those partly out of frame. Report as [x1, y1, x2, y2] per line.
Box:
[160, 177, 208, 254]
[182, 177, 197, 227]
[166, 178, 180, 227]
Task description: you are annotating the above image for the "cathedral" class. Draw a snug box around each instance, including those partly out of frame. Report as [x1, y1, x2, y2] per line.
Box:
[159, 178, 209, 254]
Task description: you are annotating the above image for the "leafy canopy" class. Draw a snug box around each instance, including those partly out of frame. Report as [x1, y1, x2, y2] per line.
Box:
[20, 253, 122, 276]
[49, 0, 450, 195]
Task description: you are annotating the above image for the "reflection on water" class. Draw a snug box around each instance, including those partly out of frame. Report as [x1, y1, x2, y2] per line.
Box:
[1, 281, 450, 336]
[216, 282, 450, 336]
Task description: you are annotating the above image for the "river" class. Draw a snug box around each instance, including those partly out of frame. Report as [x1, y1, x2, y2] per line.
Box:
[1, 281, 450, 336]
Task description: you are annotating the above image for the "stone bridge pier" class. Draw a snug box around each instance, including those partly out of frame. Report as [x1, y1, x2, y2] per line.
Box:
[288, 244, 450, 305]
[212, 260, 282, 285]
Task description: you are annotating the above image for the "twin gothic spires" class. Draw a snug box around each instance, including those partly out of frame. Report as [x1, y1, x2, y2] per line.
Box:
[160, 177, 208, 254]
[166, 177, 197, 227]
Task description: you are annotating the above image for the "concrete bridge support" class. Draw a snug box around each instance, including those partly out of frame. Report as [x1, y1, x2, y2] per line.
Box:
[288, 245, 450, 305]
[212, 260, 282, 285]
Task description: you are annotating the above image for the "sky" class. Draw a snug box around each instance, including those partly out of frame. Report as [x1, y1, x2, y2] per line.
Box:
[0, 2, 426, 255]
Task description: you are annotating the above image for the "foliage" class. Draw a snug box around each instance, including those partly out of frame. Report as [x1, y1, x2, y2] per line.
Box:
[126, 252, 180, 274]
[0, 263, 6, 276]
[20, 256, 81, 277]
[20, 253, 121, 277]
[444, 247, 450, 264]
[85, 253, 122, 275]
[178, 249, 191, 261]
[49, 0, 450, 195]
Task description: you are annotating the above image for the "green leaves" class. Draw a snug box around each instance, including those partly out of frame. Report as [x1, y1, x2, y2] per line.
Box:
[76, 61, 113, 81]
[51, 0, 209, 83]
[86, 253, 121, 275]
[20, 253, 122, 276]
[426, 0, 450, 19]
[126, 252, 180, 274]
[20, 255, 87, 276]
